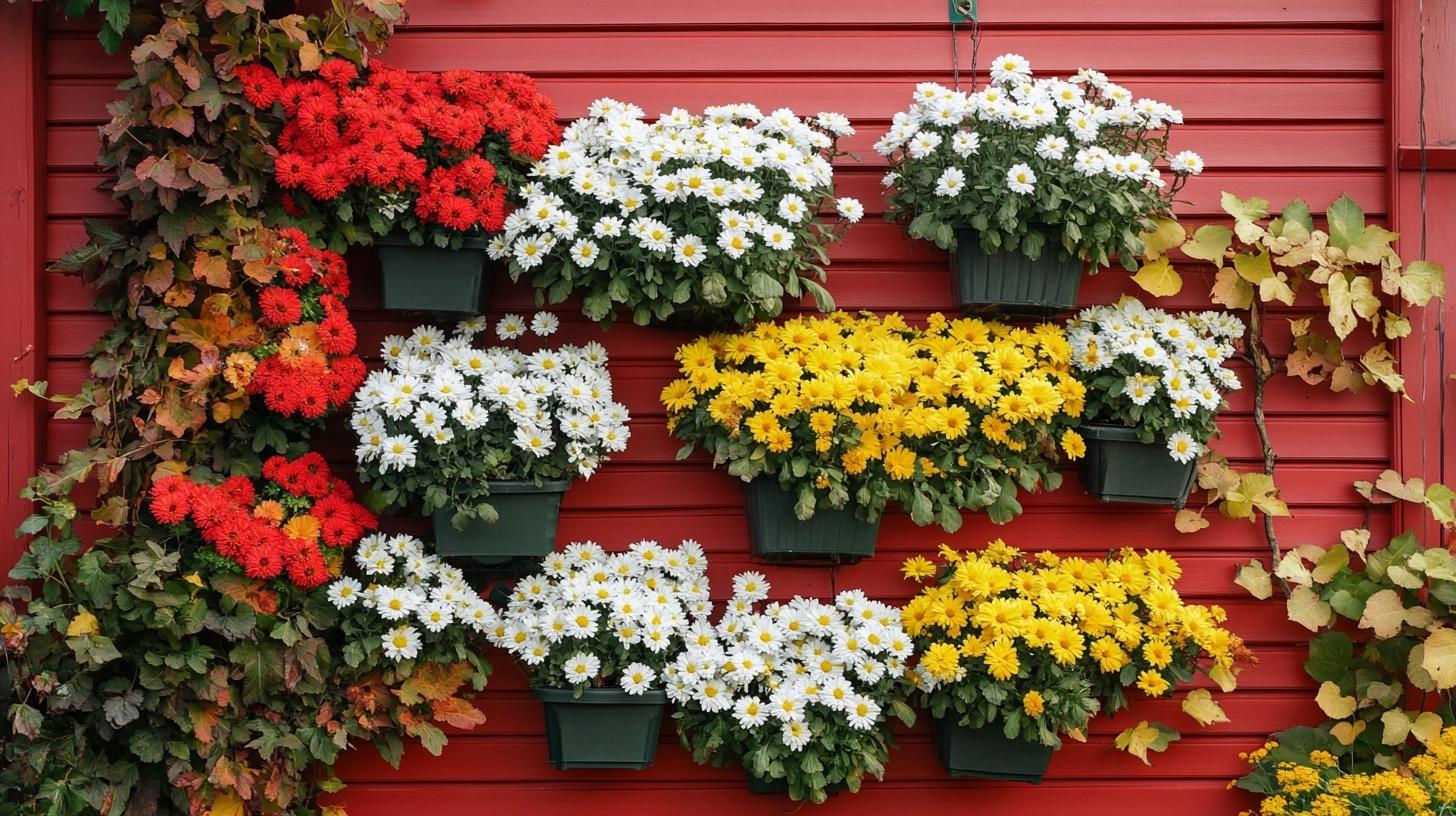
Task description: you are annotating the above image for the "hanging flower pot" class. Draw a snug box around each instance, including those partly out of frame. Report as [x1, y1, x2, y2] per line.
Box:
[742, 479, 879, 562]
[1078, 423, 1197, 507]
[375, 234, 492, 314]
[746, 772, 848, 797]
[933, 716, 1054, 784]
[535, 687, 668, 770]
[952, 228, 1083, 314]
[431, 480, 571, 565]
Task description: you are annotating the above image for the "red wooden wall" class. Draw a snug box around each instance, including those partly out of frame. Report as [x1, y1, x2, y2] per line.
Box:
[15, 0, 1456, 813]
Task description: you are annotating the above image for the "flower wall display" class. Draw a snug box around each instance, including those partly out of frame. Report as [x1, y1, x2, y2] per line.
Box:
[485, 540, 712, 691]
[903, 541, 1247, 759]
[272, 63, 561, 250]
[1067, 298, 1244, 463]
[663, 312, 1088, 528]
[494, 98, 864, 326]
[877, 55, 1202, 268]
[351, 312, 630, 526]
[671, 573, 916, 803]
[148, 452, 377, 589]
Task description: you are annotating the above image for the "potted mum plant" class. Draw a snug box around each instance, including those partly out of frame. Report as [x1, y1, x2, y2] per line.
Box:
[273, 62, 561, 313]
[663, 312, 1088, 559]
[485, 540, 712, 769]
[494, 98, 864, 327]
[902, 540, 1246, 782]
[1066, 298, 1245, 506]
[878, 55, 1204, 312]
[351, 312, 630, 565]
[671, 573, 917, 803]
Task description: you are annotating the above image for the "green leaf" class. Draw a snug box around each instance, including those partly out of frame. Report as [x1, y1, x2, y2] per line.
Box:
[1326, 194, 1366, 251]
[1305, 632, 1355, 684]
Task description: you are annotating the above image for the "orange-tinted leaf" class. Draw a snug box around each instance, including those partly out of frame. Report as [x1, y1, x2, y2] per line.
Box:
[193, 251, 232, 288]
[212, 573, 280, 615]
[430, 696, 486, 730]
[395, 662, 473, 705]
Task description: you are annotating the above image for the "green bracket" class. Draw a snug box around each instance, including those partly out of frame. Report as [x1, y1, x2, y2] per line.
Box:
[949, 0, 977, 22]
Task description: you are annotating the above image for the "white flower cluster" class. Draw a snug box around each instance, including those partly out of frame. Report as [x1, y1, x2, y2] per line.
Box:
[351, 312, 629, 479]
[1068, 299, 1245, 463]
[328, 533, 494, 661]
[492, 97, 862, 272]
[667, 574, 912, 752]
[875, 54, 1203, 198]
[486, 540, 713, 692]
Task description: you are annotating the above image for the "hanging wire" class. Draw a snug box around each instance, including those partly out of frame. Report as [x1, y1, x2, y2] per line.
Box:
[949, 1, 981, 92]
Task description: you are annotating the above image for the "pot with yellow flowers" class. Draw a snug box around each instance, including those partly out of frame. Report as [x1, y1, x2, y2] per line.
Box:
[662, 312, 1089, 561]
[1067, 298, 1245, 507]
[901, 540, 1248, 782]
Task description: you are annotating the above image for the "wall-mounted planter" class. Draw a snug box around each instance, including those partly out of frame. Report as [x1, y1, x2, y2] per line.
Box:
[746, 773, 848, 797]
[536, 687, 667, 770]
[743, 479, 879, 562]
[376, 233, 491, 314]
[934, 716, 1054, 783]
[1077, 423, 1197, 507]
[952, 227, 1083, 314]
[431, 479, 570, 566]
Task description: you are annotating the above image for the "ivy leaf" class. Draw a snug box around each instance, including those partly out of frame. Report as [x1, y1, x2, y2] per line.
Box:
[1359, 344, 1405, 394]
[1180, 689, 1230, 726]
[1234, 560, 1273, 600]
[1314, 681, 1356, 719]
[1181, 224, 1234, 268]
[1138, 218, 1186, 259]
[1421, 628, 1456, 689]
[1326, 194, 1366, 251]
[1220, 192, 1270, 224]
[1330, 719, 1366, 746]
[1358, 589, 1411, 638]
[1131, 256, 1181, 297]
[1340, 528, 1371, 560]
[1114, 721, 1180, 765]
[1173, 509, 1208, 534]
[66, 610, 99, 637]
[1393, 259, 1446, 306]
[1288, 585, 1334, 632]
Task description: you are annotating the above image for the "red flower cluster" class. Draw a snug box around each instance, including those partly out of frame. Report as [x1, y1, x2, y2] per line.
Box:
[148, 452, 377, 590]
[273, 61, 560, 234]
[240, 228, 366, 420]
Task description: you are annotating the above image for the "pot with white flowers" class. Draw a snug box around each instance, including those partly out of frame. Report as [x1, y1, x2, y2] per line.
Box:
[878, 55, 1205, 314]
[494, 98, 864, 329]
[351, 312, 631, 565]
[486, 540, 713, 769]
[671, 573, 917, 803]
[1066, 298, 1245, 506]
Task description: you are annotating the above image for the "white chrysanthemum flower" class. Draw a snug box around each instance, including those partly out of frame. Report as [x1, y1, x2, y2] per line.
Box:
[1005, 163, 1037, 195]
[673, 234, 708, 266]
[530, 312, 561, 337]
[989, 52, 1032, 84]
[780, 720, 813, 751]
[834, 197, 864, 223]
[1171, 150, 1204, 175]
[620, 662, 657, 695]
[496, 314, 527, 340]
[327, 578, 362, 609]
[563, 652, 602, 685]
[381, 625, 421, 661]
[934, 167, 966, 197]
[1167, 431, 1200, 463]
[950, 129, 981, 158]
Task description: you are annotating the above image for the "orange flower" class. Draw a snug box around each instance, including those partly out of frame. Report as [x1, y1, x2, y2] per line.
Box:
[283, 513, 321, 543]
[253, 500, 286, 525]
[277, 324, 327, 369]
[222, 352, 257, 389]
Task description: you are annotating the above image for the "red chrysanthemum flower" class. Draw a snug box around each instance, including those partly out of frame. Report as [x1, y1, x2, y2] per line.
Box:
[319, 59, 360, 88]
[257, 287, 302, 327]
[286, 548, 331, 590]
[234, 63, 284, 109]
[241, 540, 284, 580]
[317, 314, 357, 356]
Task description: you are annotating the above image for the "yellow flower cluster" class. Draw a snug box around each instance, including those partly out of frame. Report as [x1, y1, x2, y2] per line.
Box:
[903, 540, 1240, 731]
[1243, 729, 1456, 816]
[662, 312, 1089, 526]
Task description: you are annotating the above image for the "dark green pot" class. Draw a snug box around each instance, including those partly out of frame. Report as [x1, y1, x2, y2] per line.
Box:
[952, 227, 1083, 314]
[535, 687, 667, 770]
[746, 773, 848, 797]
[375, 233, 491, 314]
[742, 479, 879, 562]
[1078, 423, 1197, 507]
[934, 716, 1054, 783]
[651, 303, 741, 332]
[431, 480, 570, 565]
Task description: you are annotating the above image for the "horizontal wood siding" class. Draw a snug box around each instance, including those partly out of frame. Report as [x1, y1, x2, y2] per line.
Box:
[34, 1, 1397, 811]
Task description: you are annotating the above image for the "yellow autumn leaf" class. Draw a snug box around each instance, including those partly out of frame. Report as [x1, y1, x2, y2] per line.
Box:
[1396, 260, 1445, 307]
[1181, 689, 1230, 726]
[1340, 528, 1371, 560]
[1139, 218, 1187, 259]
[1412, 712, 1444, 745]
[1131, 255, 1182, 297]
[209, 792, 244, 816]
[1114, 720, 1180, 765]
[185, 573, 205, 588]
[1381, 710, 1412, 745]
[1182, 223, 1234, 268]
[1330, 719, 1366, 746]
[1234, 559, 1273, 600]
[1421, 629, 1456, 689]
[1359, 589, 1410, 638]
[1287, 585, 1333, 632]
[66, 611, 99, 638]
[1209, 663, 1239, 693]
[1315, 681, 1357, 719]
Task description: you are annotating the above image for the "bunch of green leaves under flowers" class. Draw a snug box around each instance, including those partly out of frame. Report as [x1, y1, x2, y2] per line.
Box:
[483, 540, 712, 691]
[670, 573, 916, 803]
[1, 466, 489, 815]
[351, 312, 630, 527]
[495, 97, 864, 327]
[901, 540, 1251, 764]
[876, 54, 1202, 267]
[1067, 297, 1245, 463]
[661, 311, 1088, 529]
[1230, 470, 1456, 790]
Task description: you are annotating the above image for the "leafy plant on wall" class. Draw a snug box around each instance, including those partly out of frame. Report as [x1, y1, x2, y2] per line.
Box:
[1131, 193, 1445, 579]
[1233, 473, 1456, 790]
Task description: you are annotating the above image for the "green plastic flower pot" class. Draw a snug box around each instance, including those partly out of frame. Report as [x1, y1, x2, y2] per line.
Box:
[375, 233, 492, 314]
[652, 303, 741, 332]
[431, 480, 570, 566]
[952, 227, 1084, 314]
[742, 479, 879, 562]
[1077, 423, 1197, 507]
[535, 687, 667, 770]
[746, 772, 848, 797]
[934, 716, 1054, 783]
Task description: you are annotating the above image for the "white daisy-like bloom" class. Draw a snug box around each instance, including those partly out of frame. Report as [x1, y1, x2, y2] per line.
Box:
[1005, 163, 1037, 195]
[496, 314, 527, 340]
[1170, 150, 1204, 175]
[934, 166, 967, 197]
[988, 52, 1033, 85]
[620, 662, 657, 695]
[1035, 134, 1069, 160]
[563, 652, 602, 685]
[780, 720, 813, 751]
[834, 197, 864, 223]
[1167, 431, 1200, 463]
[950, 129, 981, 158]
[327, 577, 362, 609]
[381, 625, 421, 661]
[530, 311, 561, 337]
[673, 234, 708, 266]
